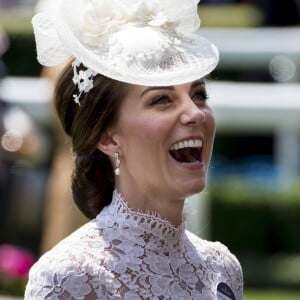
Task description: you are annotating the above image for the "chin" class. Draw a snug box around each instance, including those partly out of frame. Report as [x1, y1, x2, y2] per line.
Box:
[178, 178, 207, 199]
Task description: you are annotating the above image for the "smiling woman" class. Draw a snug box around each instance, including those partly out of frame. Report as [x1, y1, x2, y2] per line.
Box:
[25, 0, 243, 299]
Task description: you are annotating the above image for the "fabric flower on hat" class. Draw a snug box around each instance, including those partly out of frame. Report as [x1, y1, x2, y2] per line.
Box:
[82, 0, 125, 47]
[80, 0, 179, 48]
[134, 0, 170, 27]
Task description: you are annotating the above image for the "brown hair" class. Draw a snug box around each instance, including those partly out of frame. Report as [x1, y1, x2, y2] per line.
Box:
[54, 62, 129, 219]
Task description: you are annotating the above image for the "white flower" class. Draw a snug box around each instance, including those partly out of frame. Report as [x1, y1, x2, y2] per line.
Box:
[80, 0, 178, 48]
[133, 0, 169, 27]
[82, 0, 125, 47]
[44, 270, 91, 299]
[91, 266, 122, 297]
[73, 94, 81, 106]
[78, 70, 94, 93]
[148, 275, 173, 297]
[178, 264, 198, 284]
[124, 291, 142, 300]
[144, 252, 172, 276]
[72, 59, 97, 105]
[169, 281, 191, 300]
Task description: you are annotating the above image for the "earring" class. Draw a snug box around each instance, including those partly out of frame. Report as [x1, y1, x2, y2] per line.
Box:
[114, 152, 120, 176]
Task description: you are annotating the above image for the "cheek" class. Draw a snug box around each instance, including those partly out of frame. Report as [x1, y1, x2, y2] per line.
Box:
[118, 117, 171, 176]
[117, 120, 151, 163]
[118, 115, 175, 173]
[206, 108, 216, 136]
[204, 110, 216, 156]
[121, 114, 174, 143]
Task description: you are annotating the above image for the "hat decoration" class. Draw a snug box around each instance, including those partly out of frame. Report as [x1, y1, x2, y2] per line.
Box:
[71, 59, 97, 105]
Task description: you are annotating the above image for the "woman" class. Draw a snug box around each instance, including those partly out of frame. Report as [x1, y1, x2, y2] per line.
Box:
[25, 0, 243, 299]
[35, 0, 87, 254]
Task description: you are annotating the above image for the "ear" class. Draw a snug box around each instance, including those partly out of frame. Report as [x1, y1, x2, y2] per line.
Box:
[96, 130, 119, 157]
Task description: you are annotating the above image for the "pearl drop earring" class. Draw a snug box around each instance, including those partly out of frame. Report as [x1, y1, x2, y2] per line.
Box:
[114, 152, 120, 176]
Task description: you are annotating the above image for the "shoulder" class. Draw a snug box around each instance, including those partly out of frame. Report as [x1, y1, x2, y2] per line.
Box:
[186, 230, 242, 272]
[38, 219, 105, 262]
[25, 220, 119, 299]
[185, 230, 244, 299]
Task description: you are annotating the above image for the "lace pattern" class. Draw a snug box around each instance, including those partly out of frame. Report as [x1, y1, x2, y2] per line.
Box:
[25, 190, 243, 299]
[97, 190, 186, 254]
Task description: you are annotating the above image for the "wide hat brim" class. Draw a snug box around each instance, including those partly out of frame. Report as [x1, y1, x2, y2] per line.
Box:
[32, 0, 219, 86]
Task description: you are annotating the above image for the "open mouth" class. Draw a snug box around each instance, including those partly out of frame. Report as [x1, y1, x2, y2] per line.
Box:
[169, 139, 203, 164]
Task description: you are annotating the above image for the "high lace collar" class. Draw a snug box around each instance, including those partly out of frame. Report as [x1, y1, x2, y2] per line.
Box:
[95, 190, 186, 253]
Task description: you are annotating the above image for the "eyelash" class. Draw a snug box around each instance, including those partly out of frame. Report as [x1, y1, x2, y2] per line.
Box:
[149, 95, 171, 106]
[149, 91, 209, 106]
[193, 91, 209, 102]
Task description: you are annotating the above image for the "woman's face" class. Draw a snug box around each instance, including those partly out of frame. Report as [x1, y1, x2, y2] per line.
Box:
[110, 79, 216, 202]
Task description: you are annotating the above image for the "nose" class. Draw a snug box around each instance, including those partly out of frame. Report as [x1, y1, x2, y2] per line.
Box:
[179, 99, 206, 126]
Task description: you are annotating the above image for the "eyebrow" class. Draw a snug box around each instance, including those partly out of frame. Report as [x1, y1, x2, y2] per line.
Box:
[140, 86, 175, 97]
[191, 79, 205, 89]
[140, 79, 205, 97]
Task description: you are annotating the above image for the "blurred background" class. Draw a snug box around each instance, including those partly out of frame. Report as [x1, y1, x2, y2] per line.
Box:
[0, 0, 300, 299]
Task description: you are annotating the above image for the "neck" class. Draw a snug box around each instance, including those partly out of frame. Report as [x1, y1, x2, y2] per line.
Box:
[116, 182, 185, 227]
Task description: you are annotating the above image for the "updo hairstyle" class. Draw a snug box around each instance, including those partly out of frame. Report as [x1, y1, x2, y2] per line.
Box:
[54, 61, 129, 219]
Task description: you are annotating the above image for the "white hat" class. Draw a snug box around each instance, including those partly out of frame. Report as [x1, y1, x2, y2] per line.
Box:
[32, 0, 218, 88]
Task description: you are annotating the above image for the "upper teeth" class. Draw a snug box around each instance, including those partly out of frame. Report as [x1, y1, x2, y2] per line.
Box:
[170, 139, 203, 151]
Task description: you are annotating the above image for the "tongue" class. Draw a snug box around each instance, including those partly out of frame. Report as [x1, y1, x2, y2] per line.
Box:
[170, 147, 201, 163]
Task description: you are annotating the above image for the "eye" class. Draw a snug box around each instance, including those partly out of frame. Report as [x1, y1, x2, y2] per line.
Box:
[192, 90, 209, 103]
[149, 95, 172, 106]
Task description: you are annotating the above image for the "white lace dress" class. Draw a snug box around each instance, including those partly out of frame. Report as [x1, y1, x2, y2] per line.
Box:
[25, 190, 243, 300]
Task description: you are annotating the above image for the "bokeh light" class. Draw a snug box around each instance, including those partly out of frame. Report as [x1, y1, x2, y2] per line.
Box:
[1, 129, 23, 152]
[269, 55, 297, 82]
